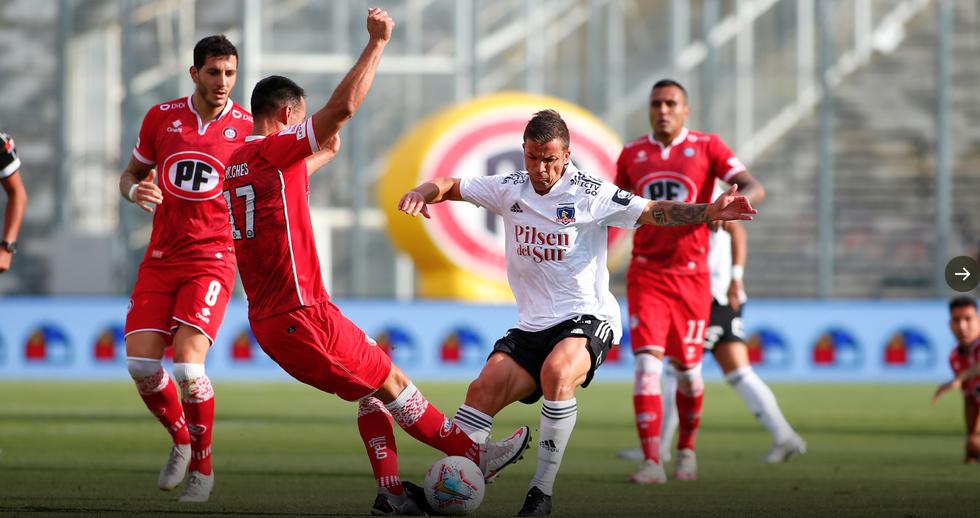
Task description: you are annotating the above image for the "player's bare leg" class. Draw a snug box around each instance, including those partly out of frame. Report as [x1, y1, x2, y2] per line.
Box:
[715, 341, 805, 463]
[172, 325, 215, 502]
[371, 364, 531, 482]
[629, 349, 668, 484]
[125, 331, 191, 491]
[455, 353, 533, 445]
[964, 398, 980, 463]
[517, 338, 590, 516]
[671, 358, 703, 481]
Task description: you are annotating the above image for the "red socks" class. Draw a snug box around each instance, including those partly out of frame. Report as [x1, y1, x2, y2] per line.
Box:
[358, 397, 403, 495]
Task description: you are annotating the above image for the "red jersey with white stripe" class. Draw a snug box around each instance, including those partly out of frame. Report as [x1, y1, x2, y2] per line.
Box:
[949, 339, 980, 399]
[223, 118, 326, 320]
[133, 96, 253, 262]
[615, 128, 746, 274]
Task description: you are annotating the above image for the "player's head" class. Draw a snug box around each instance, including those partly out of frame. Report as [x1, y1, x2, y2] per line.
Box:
[649, 79, 690, 141]
[522, 109, 571, 195]
[949, 296, 980, 347]
[190, 35, 239, 109]
[250, 75, 308, 128]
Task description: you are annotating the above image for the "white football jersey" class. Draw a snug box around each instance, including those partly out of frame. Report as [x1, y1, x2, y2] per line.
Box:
[460, 163, 648, 340]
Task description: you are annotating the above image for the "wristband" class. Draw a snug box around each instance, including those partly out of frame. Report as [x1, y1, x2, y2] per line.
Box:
[731, 265, 744, 281]
[127, 184, 138, 203]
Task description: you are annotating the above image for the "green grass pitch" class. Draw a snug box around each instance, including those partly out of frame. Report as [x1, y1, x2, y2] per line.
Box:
[1, 381, 978, 517]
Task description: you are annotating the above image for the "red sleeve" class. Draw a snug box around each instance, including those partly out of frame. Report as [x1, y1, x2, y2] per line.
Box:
[615, 147, 632, 191]
[708, 136, 746, 183]
[261, 117, 320, 173]
[132, 106, 160, 165]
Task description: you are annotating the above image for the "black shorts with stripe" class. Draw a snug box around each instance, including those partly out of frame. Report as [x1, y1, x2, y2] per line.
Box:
[490, 314, 615, 405]
[704, 300, 746, 352]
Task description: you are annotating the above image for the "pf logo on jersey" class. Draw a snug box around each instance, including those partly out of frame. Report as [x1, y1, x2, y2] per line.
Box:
[636, 171, 698, 203]
[160, 150, 225, 201]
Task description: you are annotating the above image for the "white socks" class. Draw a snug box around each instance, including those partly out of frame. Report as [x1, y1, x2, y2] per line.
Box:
[530, 399, 577, 496]
[454, 404, 494, 443]
[726, 366, 795, 443]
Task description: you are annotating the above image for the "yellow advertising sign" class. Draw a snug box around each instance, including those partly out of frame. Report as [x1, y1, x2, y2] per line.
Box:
[378, 92, 625, 301]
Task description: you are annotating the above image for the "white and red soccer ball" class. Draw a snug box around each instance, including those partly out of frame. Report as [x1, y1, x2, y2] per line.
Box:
[423, 456, 486, 515]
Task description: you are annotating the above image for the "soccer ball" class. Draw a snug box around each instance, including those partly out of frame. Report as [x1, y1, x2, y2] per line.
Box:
[423, 455, 485, 515]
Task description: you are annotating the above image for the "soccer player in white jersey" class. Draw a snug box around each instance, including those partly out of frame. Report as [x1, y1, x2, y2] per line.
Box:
[657, 214, 805, 465]
[398, 110, 757, 516]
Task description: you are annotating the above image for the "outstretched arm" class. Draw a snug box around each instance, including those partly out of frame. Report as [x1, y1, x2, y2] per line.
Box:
[636, 184, 757, 226]
[933, 365, 980, 405]
[310, 8, 393, 148]
[398, 177, 462, 219]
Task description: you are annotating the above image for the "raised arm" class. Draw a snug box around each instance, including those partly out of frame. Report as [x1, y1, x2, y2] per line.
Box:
[398, 177, 462, 219]
[119, 156, 162, 213]
[636, 184, 757, 226]
[310, 8, 393, 148]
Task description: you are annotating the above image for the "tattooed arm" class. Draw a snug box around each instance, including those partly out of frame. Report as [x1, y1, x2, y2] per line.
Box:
[638, 201, 709, 226]
[636, 184, 758, 227]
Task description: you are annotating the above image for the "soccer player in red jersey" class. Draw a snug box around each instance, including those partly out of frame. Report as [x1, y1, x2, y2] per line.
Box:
[614, 79, 766, 483]
[118, 35, 252, 501]
[223, 9, 530, 514]
[932, 296, 980, 462]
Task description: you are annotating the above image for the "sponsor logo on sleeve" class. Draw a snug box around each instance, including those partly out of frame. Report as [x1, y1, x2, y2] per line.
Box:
[611, 189, 634, 206]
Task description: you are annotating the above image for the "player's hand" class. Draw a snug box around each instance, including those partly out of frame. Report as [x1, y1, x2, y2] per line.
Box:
[727, 280, 743, 312]
[0, 249, 11, 274]
[366, 7, 394, 42]
[134, 169, 163, 213]
[706, 184, 757, 222]
[398, 190, 431, 219]
[932, 379, 960, 405]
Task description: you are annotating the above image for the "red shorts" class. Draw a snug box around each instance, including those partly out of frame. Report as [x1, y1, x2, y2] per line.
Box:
[125, 254, 236, 344]
[250, 300, 392, 401]
[626, 261, 711, 365]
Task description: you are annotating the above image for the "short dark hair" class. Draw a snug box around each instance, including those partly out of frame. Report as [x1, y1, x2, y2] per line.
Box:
[950, 296, 977, 313]
[652, 78, 688, 101]
[250, 75, 306, 119]
[523, 109, 570, 149]
[193, 35, 238, 70]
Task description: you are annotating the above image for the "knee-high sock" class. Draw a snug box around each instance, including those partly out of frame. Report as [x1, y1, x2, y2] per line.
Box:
[386, 383, 479, 463]
[454, 404, 494, 444]
[174, 363, 215, 475]
[726, 366, 795, 443]
[530, 399, 577, 496]
[675, 363, 704, 451]
[632, 354, 663, 462]
[660, 362, 679, 458]
[358, 397, 402, 495]
[127, 357, 189, 445]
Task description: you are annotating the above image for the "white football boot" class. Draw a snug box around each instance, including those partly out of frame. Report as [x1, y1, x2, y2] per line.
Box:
[763, 434, 807, 464]
[178, 470, 214, 502]
[673, 449, 698, 481]
[629, 459, 667, 484]
[479, 425, 531, 482]
[157, 443, 191, 491]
